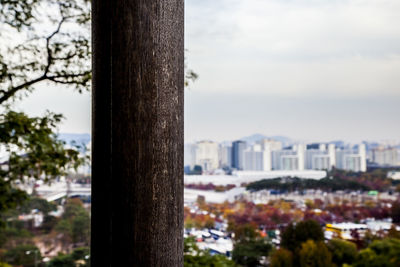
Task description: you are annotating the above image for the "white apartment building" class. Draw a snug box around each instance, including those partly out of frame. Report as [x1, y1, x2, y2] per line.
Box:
[218, 145, 232, 168]
[272, 150, 297, 170]
[335, 144, 367, 172]
[184, 143, 197, 169]
[305, 144, 336, 170]
[258, 139, 282, 151]
[195, 141, 219, 172]
[270, 144, 305, 171]
[243, 144, 272, 171]
[312, 155, 330, 170]
[371, 147, 399, 166]
[297, 144, 305, 171]
[281, 155, 299, 170]
[185, 140, 368, 173]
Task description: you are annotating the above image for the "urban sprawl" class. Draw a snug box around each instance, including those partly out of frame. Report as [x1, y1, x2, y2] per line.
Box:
[181, 136, 400, 266]
[185, 137, 400, 174]
[2, 135, 400, 266]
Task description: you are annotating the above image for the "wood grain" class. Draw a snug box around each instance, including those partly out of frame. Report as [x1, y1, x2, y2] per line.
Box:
[91, 1, 184, 265]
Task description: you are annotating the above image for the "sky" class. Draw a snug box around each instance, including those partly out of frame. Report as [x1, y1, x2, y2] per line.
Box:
[184, 0, 400, 143]
[15, 0, 400, 144]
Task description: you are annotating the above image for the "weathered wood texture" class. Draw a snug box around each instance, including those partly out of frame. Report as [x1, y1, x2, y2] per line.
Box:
[91, 1, 184, 266]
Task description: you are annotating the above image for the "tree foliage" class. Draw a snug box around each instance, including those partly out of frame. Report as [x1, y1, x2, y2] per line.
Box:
[0, 0, 91, 101]
[47, 247, 90, 267]
[298, 240, 332, 267]
[232, 238, 271, 267]
[327, 238, 358, 266]
[281, 220, 324, 252]
[353, 238, 400, 267]
[270, 248, 293, 267]
[247, 168, 396, 193]
[247, 176, 370, 193]
[3, 244, 41, 267]
[18, 196, 57, 215]
[230, 223, 272, 267]
[0, 0, 90, 218]
[55, 198, 90, 245]
[391, 201, 400, 223]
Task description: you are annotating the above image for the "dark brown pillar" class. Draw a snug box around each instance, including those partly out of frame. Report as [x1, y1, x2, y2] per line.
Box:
[91, 1, 184, 266]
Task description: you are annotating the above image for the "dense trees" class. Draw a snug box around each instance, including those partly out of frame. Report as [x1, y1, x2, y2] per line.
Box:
[298, 240, 332, 267]
[185, 183, 236, 192]
[232, 239, 271, 267]
[55, 198, 90, 246]
[2, 244, 41, 267]
[0, 197, 90, 265]
[247, 177, 370, 192]
[281, 220, 324, 252]
[391, 201, 400, 223]
[247, 169, 396, 193]
[354, 238, 400, 267]
[231, 224, 272, 267]
[274, 220, 329, 267]
[18, 197, 57, 216]
[47, 247, 90, 267]
[270, 248, 293, 267]
[327, 238, 358, 266]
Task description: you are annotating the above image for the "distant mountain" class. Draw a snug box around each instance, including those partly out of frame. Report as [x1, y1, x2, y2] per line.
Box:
[58, 133, 91, 147]
[239, 133, 267, 144]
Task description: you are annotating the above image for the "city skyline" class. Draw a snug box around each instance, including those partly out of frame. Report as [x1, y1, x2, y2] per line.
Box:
[185, 0, 400, 143]
[185, 138, 380, 174]
[13, 0, 400, 144]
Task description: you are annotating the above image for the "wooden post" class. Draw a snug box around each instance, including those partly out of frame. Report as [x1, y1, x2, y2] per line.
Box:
[91, 1, 184, 266]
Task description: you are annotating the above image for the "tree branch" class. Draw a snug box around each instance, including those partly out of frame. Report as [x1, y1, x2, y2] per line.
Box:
[0, 13, 89, 104]
[44, 16, 68, 75]
[0, 75, 47, 104]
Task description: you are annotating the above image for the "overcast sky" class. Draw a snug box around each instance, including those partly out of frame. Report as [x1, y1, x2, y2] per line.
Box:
[184, 0, 400, 143]
[17, 0, 400, 144]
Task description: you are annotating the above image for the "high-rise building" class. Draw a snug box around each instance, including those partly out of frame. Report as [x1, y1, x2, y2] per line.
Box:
[232, 140, 246, 170]
[359, 144, 367, 172]
[258, 139, 282, 151]
[272, 149, 297, 170]
[371, 147, 399, 166]
[195, 141, 219, 172]
[297, 144, 305, 171]
[270, 144, 305, 171]
[328, 144, 336, 167]
[311, 155, 330, 170]
[262, 148, 272, 171]
[281, 155, 299, 170]
[336, 144, 367, 172]
[243, 144, 272, 171]
[398, 149, 400, 165]
[185, 139, 368, 173]
[184, 143, 197, 169]
[219, 145, 232, 168]
[304, 143, 336, 170]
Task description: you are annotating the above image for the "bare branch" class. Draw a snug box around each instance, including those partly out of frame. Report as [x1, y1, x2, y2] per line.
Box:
[44, 16, 68, 75]
[0, 75, 47, 104]
[0, 11, 90, 104]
